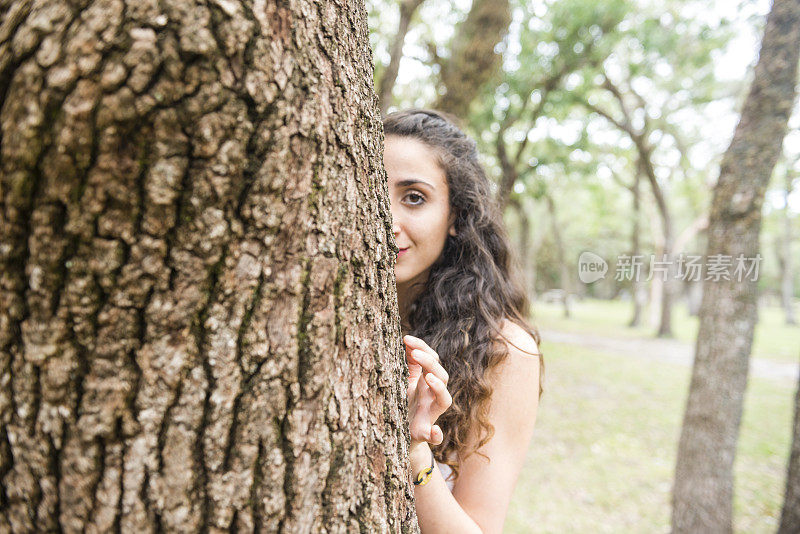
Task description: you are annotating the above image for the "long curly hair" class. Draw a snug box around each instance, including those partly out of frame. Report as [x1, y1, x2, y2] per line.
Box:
[383, 109, 544, 481]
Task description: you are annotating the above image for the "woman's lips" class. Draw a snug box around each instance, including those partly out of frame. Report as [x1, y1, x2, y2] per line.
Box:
[398, 247, 409, 256]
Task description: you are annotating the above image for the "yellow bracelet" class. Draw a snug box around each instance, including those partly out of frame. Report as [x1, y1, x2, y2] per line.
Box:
[413, 450, 435, 486]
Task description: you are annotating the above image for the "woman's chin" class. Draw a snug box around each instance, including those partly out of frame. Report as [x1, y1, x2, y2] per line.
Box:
[395, 272, 416, 286]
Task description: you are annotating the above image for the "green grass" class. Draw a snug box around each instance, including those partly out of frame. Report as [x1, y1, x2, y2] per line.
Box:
[505, 341, 794, 533]
[531, 298, 800, 364]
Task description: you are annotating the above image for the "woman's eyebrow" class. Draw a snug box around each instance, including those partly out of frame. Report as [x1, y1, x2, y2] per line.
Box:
[397, 179, 436, 190]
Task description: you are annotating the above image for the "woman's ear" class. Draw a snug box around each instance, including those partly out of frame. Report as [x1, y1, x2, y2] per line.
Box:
[449, 224, 456, 237]
[448, 213, 456, 237]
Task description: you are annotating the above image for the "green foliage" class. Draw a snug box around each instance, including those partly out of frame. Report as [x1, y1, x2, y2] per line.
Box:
[367, 0, 798, 305]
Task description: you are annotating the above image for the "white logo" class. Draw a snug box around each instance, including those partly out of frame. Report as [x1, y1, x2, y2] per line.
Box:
[578, 251, 608, 283]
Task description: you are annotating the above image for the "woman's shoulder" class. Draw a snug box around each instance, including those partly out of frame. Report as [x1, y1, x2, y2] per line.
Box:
[483, 318, 541, 441]
[497, 318, 541, 360]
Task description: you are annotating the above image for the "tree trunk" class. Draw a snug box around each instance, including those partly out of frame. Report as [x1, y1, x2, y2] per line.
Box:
[0, 1, 414, 532]
[672, 1, 800, 532]
[780, 355, 800, 534]
[544, 192, 571, 318]
[511, 197, 538, 300]
[495, 126, 519, 212]
[674, 214, 709, 318]
[434, 0, 510, 118]
[629, 170, 643, 327]
[687, 280, 703, 317]
[378, 0, 426, 115]
[584, 77, 677, 336]
[638, 152, 675, 338]
[781, 169, 797, 325]
[646, 198, 665, 330]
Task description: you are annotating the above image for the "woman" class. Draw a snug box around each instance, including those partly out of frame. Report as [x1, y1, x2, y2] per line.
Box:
[384, 109, 544, 533]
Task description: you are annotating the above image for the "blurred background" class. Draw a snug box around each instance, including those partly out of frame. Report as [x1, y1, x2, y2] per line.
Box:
[367, 0, 799, 531]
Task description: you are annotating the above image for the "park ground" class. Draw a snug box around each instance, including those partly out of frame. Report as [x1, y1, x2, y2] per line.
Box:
[505, 298, 798, 533]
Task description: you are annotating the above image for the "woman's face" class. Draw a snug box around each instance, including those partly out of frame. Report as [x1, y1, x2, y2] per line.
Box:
[385, 135, 456, 286]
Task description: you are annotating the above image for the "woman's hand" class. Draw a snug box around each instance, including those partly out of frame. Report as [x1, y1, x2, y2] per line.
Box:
[404, 335, 453, 448]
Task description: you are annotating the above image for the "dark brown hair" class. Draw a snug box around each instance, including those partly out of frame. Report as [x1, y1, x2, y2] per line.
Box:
[383, 109, 544, 480]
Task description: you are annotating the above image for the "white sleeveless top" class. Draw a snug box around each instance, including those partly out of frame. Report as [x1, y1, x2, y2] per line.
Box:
[436, 460, 456, 491]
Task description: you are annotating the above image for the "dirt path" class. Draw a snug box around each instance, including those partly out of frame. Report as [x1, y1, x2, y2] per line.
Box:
[541, 328, 799, 385]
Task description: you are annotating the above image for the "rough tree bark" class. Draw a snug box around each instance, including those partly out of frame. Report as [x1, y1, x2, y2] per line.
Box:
[671, 0, 800, 532]
[0, 1, 414, 532]
[433, 0, 510, 118]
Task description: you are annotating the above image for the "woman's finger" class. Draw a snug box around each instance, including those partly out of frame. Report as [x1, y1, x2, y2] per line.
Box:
[424, 372, 453, 412]
[403, 335, 440, 362]
[408, 371, 428, 404]
[410, 349, 449, 384]
[430, 424, 443, 446]
[410, 421, 429, 443]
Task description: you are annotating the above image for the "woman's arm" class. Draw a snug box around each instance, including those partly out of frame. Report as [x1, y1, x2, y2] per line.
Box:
[409, 442, 483, 534]
[405, 322, 541, 534]
[449, 320, 541, 533]
[403, 336, 483, 532]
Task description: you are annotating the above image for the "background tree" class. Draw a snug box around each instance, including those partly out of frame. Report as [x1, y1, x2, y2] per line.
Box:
[0, 0, 413, 531]
[672, 0, 800, 531]
[489, 0, 629, 212]
[610, 161, 646, 326]
[778, 154, 799, 325]
[779, 130, 800, 534]
[377, 0, 427, 114]
[572, 4, 731, 337]
[433, 0, 511, 118]
[780, 365, 800, 534]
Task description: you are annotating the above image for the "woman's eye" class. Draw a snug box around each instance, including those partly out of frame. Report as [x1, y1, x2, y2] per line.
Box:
[404, 192, 425, 205]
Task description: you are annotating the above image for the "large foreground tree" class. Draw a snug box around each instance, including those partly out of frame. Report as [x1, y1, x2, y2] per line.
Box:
[671, 0, 800, 531]
[0, 0, 413, 532]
